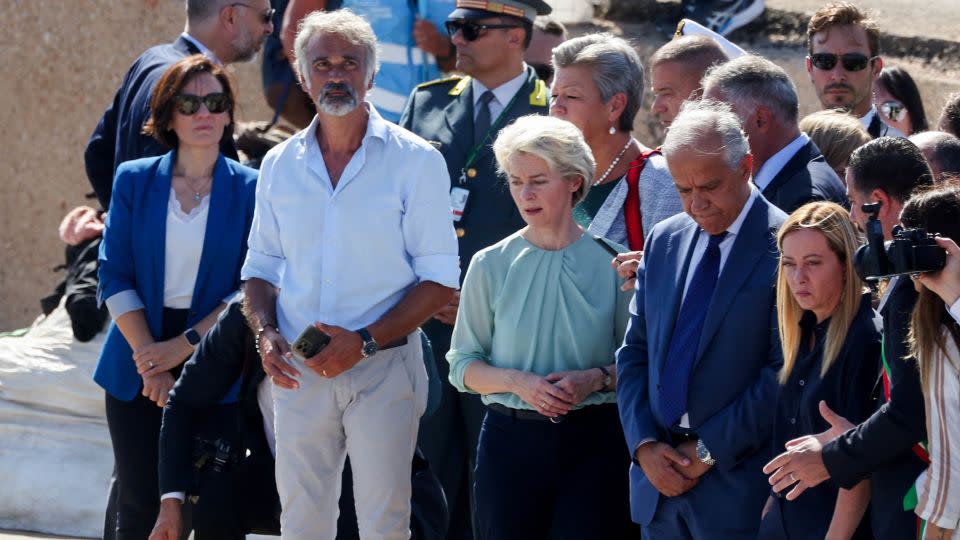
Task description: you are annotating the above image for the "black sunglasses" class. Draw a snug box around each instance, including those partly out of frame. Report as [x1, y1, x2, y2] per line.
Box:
[445, 20, 522, 42]
[229, 2, 276, 24]
[879, 100, 907, 122]
[173, 93, 232, 115]
[531, 63, 554, 82]
[809, 53, 877, 72]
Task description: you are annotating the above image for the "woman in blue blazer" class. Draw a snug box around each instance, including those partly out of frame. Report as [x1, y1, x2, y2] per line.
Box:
[95, 55, 257, 540]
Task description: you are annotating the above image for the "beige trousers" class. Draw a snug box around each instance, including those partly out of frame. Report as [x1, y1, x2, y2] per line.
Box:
[272, 331, 428, 540]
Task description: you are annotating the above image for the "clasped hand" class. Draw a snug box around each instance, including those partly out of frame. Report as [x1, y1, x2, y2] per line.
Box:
[635, 440, 710, 497]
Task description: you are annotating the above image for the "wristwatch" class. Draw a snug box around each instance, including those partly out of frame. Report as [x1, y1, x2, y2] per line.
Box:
[596, 366, 612, 391]
[356, 328, 379, 358]
[696, 438, 716, 466]
[183, 327, 201, 347]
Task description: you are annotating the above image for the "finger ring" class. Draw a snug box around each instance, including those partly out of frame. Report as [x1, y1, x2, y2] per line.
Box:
[148, 361, 155, 369]
[789, 473, 797, 482]
[539, 400, 546, 407]
[321, 370, 327, 377]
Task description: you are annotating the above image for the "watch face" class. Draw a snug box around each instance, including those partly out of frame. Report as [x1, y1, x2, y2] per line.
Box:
[362, 341, 378, 357]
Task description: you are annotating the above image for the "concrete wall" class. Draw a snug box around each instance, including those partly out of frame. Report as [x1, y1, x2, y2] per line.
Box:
[0, 0, 270, 329]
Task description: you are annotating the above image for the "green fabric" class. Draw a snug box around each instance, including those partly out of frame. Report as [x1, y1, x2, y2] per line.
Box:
[572, 180, 618, 227]
[447, 231, 632, 410]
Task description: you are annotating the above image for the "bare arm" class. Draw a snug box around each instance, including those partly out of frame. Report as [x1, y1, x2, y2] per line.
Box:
[825, 480, 870, 540]
[133, 302, 228, 377]
[463, 361, 574, 417]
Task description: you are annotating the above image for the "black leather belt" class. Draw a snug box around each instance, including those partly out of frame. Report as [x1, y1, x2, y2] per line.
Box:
[488, 402, 564, 424]
[669, 427, 698, 444]
[381, 336, 408, 351]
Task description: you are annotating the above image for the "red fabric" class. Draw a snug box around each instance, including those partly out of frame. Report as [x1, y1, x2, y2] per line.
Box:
[624, 150, 660, 251]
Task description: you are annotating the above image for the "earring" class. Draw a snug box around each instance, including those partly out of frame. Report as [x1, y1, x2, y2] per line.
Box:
[609, 126, 616, 135]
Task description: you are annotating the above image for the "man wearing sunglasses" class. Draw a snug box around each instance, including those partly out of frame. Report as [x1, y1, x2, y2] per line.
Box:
[399, 0, 550, 538]
[805, 2, 904, 140]
[85, 0, 274, 211]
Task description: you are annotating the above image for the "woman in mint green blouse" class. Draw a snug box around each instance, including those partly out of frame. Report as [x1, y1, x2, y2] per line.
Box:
[446, 115, 636, 539]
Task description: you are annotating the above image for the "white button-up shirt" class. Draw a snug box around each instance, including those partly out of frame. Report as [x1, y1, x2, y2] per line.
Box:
[241, 104, 460, 342]
[753, 133, 810, 192]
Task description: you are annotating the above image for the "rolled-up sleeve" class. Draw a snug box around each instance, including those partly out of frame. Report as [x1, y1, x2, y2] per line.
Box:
[446, 253, 493, 393]
[241, 167, 285, 287]
[105, 289, 146, 319]
[402, 149, 460, 289]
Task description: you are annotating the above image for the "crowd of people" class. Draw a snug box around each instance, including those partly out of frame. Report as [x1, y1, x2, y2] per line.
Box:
[56, 0, 960, 538]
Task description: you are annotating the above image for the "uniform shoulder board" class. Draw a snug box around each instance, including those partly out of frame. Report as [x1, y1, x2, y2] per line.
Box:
[529, 78, 548, 107]
[415, 75, 463, 90]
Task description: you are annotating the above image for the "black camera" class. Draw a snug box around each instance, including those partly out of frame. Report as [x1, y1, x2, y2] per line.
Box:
[853, 202, 946, 281]
[193, 436, 241, 474]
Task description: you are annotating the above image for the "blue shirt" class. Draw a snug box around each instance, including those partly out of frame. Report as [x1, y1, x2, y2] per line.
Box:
[241, 104, 460, 342]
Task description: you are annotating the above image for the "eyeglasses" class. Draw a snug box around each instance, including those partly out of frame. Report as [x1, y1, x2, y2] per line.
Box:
[809, 53, 877, 72]
[880, 100, 907, 122]
[531, 63, 554, 82]
[229, 2, 276, 24]
[173, 93, 232, 115]
[445, 20, 522, 42]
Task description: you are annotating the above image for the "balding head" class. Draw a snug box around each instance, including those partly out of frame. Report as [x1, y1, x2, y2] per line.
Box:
[910, 131, 960, 181]
[648, 35, 729, 128]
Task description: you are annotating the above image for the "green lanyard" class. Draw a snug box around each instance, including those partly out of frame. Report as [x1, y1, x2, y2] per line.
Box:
[459, 85, 524, 184]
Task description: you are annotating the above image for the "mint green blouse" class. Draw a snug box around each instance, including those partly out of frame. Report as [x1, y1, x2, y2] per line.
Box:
[446, 231, 632, 410]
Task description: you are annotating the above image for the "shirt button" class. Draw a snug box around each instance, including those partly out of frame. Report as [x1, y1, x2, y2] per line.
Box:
[789, 418, 796, 425]
[456, 228, 466, 238]
[798, 379, 805, 386]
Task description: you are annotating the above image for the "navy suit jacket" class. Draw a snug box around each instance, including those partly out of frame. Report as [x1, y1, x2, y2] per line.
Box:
[762, 140, 847, 214]
[617, 194, 786, 528]
[94, 152, 257, 401]
[85, 35, 238, 210]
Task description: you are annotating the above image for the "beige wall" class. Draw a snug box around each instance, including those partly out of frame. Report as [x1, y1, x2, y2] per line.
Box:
[0, 1, 269, 329]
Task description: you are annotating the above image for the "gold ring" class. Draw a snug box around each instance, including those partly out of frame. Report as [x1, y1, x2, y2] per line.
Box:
[148, 361, 155, 369]
[322, 369, 328, 377]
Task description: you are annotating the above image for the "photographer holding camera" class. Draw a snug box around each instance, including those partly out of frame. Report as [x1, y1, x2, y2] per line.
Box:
[763, 137, 935, 540]
[903, 183, 960, 540]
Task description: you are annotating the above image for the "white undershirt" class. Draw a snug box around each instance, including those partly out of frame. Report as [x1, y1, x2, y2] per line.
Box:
[163, 189, 209, 309]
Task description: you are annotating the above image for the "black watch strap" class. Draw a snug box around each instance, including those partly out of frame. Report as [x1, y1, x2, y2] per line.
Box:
[356, 328, 373, 343]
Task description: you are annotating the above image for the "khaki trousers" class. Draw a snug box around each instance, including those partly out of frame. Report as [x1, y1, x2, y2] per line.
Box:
[273, 332, 428, 540]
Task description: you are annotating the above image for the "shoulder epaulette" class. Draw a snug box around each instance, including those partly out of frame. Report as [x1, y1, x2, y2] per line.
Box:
[529, 78, 547, 107]
[415, 75, 463, 90]
[448, 76, 472, 96]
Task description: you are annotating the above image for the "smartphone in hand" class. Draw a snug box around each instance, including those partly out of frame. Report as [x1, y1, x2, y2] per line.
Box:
[291, 325, 331, 360]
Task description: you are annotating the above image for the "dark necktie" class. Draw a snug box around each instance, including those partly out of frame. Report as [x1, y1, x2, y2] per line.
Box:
[474, 90, 495, 146]
[659, 231, 728, 428]
[867, 112, 883, 139]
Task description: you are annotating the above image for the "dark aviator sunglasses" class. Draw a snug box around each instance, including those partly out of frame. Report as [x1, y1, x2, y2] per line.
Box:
[173, 93, 233, 115]
[809, 52, 877, 72]
[445, 20, 522, 42]
[229, 2, 276, 24]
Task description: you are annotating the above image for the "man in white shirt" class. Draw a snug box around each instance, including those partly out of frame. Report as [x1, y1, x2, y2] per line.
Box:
[241, 10, 459, 539]
[703, 54, 846, 213]
[805, 3, 904, 139]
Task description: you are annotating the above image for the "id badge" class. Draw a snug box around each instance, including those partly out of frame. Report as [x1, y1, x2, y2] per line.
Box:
[450, 185, 470, 222]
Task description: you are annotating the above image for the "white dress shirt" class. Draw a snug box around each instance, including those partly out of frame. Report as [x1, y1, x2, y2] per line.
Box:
[860, 106, 906, 138]
[241, 104, 460, 343]
[471, 67, 528, 124]
[753, 133, 810, 192]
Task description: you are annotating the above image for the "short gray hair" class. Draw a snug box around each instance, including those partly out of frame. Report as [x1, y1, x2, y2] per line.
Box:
[552, 33, 644, 133]
[185, 0, 223, 22]
[662, 99, 750, 169]
[701, 55, 799, 125]
[294, 9, 379, 89]
[493, 115, 596, 206]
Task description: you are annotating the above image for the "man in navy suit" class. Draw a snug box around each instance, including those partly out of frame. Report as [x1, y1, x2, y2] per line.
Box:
[703, 55, 847, 214]
[617, 99, 786, 539]
[85, 0, 274, 209]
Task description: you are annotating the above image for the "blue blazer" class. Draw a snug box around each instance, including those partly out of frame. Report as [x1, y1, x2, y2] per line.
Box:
[616, 195, 786, 529]
[95, 151, 257, 401]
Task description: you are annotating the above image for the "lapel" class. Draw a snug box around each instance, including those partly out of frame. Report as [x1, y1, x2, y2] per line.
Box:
[147, 152, 176, 317]
[696, 198, 770, 361]
[656, 222, 700, 372]
[443, 78, 474, 164]
[189, 154, 235, 318]
[761, 140, 816, 200]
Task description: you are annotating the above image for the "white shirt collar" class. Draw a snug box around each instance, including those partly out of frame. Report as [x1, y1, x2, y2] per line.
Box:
[180, 32, 221, 64]
[753, 133, 810, 191]
[859, 106, 878, 130]
[300, 102, 388, 156]
[471, 67, 528, 111]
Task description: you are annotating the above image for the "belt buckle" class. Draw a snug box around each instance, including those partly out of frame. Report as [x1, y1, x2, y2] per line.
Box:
[549, 415, 562, 424]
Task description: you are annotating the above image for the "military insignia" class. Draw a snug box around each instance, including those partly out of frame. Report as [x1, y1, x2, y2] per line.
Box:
[415, 75, 463, 89]
[529, 78, 547, 107]
[427, 140, 443, 150]
[449, 76, 472, 96]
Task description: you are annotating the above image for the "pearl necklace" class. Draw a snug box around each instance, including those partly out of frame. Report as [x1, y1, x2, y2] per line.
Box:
[593, 138, 635, 186]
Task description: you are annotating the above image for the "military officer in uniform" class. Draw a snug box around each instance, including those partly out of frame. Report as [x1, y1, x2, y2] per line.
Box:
[399, 0, 551, 537]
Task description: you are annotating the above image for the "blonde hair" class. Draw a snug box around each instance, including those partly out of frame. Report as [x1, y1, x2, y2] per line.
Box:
[776, 202, 866, 384]
[799, 110, 871, 176]
[493, 115, 595, 206]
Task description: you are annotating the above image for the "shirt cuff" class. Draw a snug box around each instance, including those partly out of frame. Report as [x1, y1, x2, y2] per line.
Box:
[105, 289, 145, 319]
[160, 492, 185, 502]
[412, 253, 461, 289]
[949, 298, 960, 325]
[241, 250, 284, 287]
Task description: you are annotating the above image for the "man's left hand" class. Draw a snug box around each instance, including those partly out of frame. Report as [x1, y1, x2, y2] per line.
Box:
[674, 440, 712, 479]
[303, 323, 364, 378]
